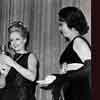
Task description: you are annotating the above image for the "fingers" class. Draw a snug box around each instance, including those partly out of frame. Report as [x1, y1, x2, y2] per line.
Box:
[0, 54, 13, 66]
[0, 54, 6, 64]
[60, 63, 68, 74]
[0, 64, 11, 76]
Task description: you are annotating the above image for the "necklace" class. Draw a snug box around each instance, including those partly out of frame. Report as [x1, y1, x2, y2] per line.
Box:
[15, 54, 23, 61]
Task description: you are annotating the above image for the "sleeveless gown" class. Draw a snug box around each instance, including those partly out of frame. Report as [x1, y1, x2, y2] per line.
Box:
[40, 36, 91, 100]
[59, 36, 91, 100]
[0, 52, 36, 100]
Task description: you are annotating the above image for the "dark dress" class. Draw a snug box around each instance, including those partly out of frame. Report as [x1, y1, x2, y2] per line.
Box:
[0, 52, 36, 100]
[40, 36, 91, 100]
[59, 36, 91, 100]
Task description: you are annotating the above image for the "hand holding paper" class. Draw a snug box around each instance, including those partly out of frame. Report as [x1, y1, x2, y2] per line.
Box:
[37, 75, 56, 85]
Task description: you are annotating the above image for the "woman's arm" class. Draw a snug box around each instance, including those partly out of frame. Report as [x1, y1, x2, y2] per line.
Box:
[67, 63, 84, 71]
[0, 53, 37, 82]
[60, 63, 84, 74]
[67, 37, 91, 71]
[73, 37, 91, 63]
[13, 53, 37, 82]
[60, 38, 91, 72]
[0, 64, 11, 77]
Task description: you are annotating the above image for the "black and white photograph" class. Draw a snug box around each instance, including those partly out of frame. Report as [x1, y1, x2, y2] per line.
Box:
[0, 0, 91, 100]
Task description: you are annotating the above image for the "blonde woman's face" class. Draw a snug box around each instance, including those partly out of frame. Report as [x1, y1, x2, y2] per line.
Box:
[9, 32, 26, 52]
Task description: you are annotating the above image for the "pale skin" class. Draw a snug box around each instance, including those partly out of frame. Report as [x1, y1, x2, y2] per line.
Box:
[0, 31, 37, 82]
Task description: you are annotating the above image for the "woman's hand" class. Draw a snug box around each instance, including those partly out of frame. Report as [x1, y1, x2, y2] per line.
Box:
[0, 63, 11, 77]
[0, 54, 15, 67]
[37, 75, 56, 85]
[60, 63, 68, 74]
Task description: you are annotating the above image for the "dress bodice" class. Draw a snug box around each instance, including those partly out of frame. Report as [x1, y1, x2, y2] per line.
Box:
[59, 36, 91, 65]
[2, 52, 36, 100]
[6, 53, 33, 88]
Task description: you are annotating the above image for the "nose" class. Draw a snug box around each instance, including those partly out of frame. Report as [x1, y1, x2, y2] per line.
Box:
[58, 26, 63, 33]
[11, 40, 17, 47]
[13, 40, 16, 45]
[58, 26, 62, 31]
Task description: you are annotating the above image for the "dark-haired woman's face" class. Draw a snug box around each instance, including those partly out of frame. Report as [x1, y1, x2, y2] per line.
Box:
[58, 21, 73, 38]
[9, 32, 26, 53]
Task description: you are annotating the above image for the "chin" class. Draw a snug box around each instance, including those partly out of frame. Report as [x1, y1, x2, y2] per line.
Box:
[14, 48, 20, 52]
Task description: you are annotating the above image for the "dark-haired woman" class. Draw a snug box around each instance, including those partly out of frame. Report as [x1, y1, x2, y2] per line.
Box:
[57, 6, 91, 100]
[0, 21, 38, 100]
[43, 6, 91, 100]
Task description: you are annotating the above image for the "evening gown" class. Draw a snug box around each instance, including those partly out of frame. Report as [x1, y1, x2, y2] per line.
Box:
[40, 36, 91, 100]
[59, 36, 91, 100]
[0, 52, 36, 100]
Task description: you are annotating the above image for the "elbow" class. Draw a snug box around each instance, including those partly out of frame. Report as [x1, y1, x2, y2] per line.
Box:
[26, 72, 36, 82]
[31, 74, 36, 82]
[28, 76, 36, 82]
[31, 77, 36, 82]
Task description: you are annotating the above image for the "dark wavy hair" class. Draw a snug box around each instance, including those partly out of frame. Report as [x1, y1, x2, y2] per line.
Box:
[58, 7, 89, 35]
[8, 21, 30, 49]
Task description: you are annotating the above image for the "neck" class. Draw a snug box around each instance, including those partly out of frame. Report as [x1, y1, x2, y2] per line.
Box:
[16, 49, 27, 54]
[69, 30, 80, 41]
[70, 34, 80, 41]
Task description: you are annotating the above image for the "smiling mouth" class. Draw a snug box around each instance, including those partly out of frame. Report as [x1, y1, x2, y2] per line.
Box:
[13, 45, 18, 49]
[59, 30, 63, 35]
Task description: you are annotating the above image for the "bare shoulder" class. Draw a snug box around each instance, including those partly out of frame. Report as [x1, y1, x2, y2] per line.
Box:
[27, 53, 38, 70]
[73, 37, 90, 50]
[73, 37, 91, 61]
[28, 53, 37, 63]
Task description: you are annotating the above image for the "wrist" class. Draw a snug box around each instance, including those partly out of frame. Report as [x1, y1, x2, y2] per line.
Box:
[11, 61, 17, 68]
